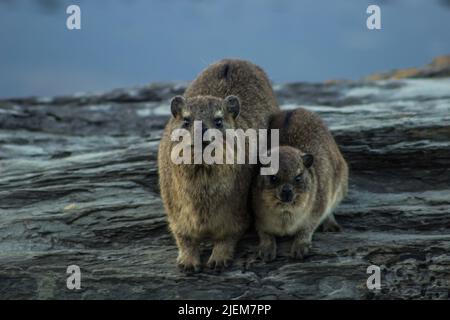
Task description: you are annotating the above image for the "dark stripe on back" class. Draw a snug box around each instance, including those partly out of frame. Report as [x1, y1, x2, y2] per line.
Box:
[220, 63, 231, 81]
[283, 110, 294, 129]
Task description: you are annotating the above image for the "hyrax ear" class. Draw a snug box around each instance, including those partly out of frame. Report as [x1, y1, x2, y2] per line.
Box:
[224, 95, 240, 119]
[302, 153, 314, 168]
[170, 96, 185, 118]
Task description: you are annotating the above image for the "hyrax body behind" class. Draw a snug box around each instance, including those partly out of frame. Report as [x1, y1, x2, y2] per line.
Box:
[252, 108, 348, 261]
[158, 59, 279, 271]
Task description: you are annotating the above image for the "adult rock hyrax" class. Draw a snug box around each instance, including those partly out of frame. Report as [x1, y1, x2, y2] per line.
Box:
[252, 108, 348, 261]
[158, 59, 280, 271]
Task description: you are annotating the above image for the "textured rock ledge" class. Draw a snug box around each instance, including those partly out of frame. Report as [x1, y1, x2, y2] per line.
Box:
[0, 77, 449, 299]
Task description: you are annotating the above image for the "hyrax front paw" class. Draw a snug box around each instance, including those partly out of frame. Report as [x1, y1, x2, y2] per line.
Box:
[319, 216, 342, 232]
[206, 255, 232, 272]
[290, 241, 311, 260]
[177, 255, 201, 273]
[258, 242, 277, 262]
[207, 240, 236, 272]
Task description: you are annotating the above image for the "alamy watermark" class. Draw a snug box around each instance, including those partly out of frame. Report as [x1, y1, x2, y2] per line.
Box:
[366, 265, 381, 290]
[66, 265, 81, 290]
[170, 121, 279, 175]
[65, 4, 380, 31]
[366, 5, 381, 30]
[66, 5, 81, 30]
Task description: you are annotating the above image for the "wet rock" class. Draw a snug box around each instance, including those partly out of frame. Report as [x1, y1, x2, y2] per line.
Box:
[0, 75, 449, 299]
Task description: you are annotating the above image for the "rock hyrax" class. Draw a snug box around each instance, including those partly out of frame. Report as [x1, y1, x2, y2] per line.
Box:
[158, 59, 279, 271]
[252, 108, 348, 261]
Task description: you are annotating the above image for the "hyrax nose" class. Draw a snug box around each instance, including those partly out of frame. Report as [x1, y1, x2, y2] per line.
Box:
[280, 184, 294, 203]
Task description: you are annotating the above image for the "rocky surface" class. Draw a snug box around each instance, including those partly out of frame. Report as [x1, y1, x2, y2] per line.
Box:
[0, 75, 449, 299]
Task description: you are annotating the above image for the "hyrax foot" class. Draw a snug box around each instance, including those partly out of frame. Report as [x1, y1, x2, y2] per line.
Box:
[319, 215, 342, 233]
[206, 255, 232, 271]
[177, 254, 201, 273]
[257, 232, 277, 262]
[207, 239, 236, 272]
[258, 242, 277, 262]
[290, 240, 312, 260]
[174, 235, 201, 273]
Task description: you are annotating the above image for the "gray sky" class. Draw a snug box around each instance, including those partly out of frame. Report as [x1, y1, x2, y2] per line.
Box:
[1, 0, 450, 98]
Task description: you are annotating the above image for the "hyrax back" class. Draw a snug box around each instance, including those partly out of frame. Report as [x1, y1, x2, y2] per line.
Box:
[185, 59, 279, 130]
[252, 108, 348, 261]
[158, 59, 280, 271]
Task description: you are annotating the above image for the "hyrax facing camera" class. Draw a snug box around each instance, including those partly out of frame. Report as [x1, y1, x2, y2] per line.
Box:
[158, 59, 279, 272]
[252, 108, 348, 261]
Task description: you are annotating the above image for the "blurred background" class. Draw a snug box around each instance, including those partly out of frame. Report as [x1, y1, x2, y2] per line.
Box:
[1, 0, 450, 98]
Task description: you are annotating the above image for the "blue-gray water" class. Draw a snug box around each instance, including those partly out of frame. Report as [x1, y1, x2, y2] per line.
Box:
[1, 0, 450, 98]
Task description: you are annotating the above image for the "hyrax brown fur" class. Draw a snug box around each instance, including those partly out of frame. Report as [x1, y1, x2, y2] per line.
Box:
[252, 108, 348, 261]
[158, 59, 280, 272]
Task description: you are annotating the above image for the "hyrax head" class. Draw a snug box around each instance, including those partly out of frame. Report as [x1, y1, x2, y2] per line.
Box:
[257, 146, 314, 205]
[170, 95, 240, 142]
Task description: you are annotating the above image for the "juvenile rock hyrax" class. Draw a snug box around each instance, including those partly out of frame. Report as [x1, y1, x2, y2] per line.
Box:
[252, 108, 348, 261]
[158, 59, 279, 271]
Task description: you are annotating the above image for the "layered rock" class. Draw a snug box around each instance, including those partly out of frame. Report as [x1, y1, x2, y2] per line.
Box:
[0, 74, 449, 299]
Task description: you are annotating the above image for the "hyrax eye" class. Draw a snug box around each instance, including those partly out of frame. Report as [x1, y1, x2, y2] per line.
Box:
[182, 118, 191, 127]
[294, 175, 303, 183]
[270, 175, 278, 184]
[214, 118, 223, 128]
